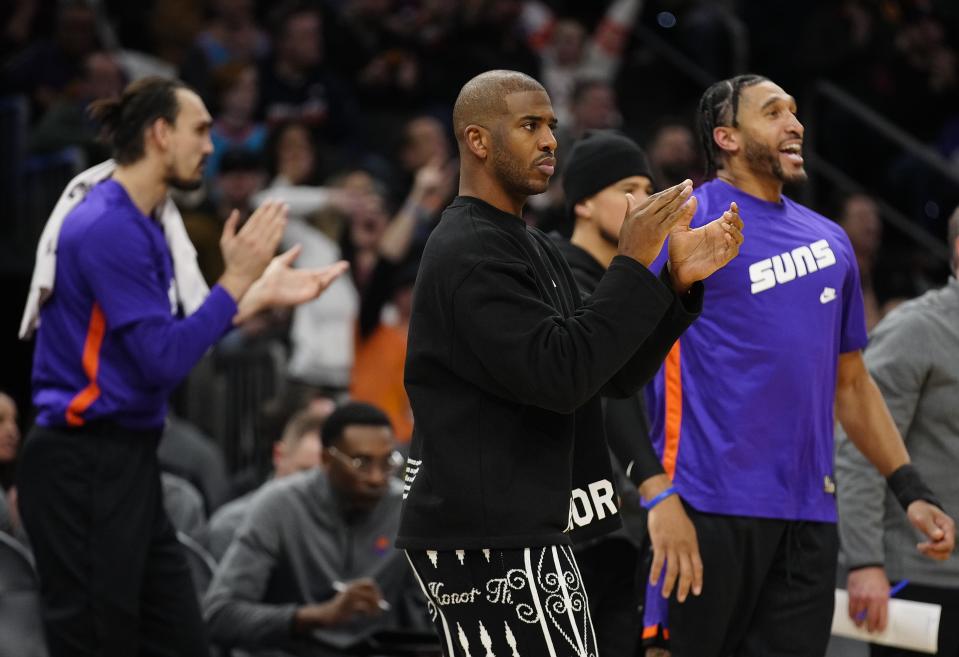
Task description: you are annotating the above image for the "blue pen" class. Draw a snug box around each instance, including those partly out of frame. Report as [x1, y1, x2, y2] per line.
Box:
[855, 579, 909, 622]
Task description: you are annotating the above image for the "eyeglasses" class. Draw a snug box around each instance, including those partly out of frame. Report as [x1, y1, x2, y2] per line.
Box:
[327, 446, 405, 476]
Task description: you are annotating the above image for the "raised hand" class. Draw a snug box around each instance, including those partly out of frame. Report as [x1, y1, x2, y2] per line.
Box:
[234, 245, 349, 324]
[907, 499, 955, 560]
[218, 200, 288, 301]
[618, 180, 697, 267]
[667, 201, 743, 292]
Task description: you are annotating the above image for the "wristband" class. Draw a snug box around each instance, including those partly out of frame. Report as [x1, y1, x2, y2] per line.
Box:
[887, 464, 942, 512]
[641, 486, 677, 510]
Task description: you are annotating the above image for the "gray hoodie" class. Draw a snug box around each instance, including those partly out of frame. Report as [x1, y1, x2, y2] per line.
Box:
[837, 278, 959, 586]
[203, 468, 428, 656]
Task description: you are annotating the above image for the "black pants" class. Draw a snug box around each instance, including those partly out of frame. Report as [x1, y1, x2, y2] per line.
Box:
[870, 582, 959, 657]
[406, 545, 598, 657]
[574, 536, 641, 657]
[666, 509, 838, 657]
[17, 424, 208, 657]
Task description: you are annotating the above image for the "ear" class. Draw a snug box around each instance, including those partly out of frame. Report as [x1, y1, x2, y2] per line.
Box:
[573, 199, 592, 223]
[713, 125, 739, 157]
[463, 124, 490, 161]
[271, 441, 285, 470]
[149, 117, 172, 152]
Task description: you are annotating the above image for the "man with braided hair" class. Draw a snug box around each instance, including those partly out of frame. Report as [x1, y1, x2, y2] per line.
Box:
[397, 69, 743, 657]
[640, 74, 955, 657]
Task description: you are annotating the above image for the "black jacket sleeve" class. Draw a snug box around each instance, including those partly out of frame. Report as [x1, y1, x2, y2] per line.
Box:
[604, 395, 666, 486]
[452, 255, 675, 415]
[602, 268, 703, 399]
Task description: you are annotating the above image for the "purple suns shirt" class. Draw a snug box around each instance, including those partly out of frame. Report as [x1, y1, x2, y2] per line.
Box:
[645, 178, 868, 523]
[32, 179, 237, 431]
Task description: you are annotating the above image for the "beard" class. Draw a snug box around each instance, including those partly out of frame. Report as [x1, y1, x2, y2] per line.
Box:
[165, 174, 204, 191]
[742, 133, 807, 185]
[490, 137, 548, 198]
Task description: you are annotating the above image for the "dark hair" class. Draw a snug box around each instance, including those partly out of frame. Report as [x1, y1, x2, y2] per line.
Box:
[698, 74, 768, 178]
[88, 76, 189, 165]
[570, 77, 610, 106]
[320, 402, 392, 448]
[219, 148, 265, 175]
[269, 1, 322, 41]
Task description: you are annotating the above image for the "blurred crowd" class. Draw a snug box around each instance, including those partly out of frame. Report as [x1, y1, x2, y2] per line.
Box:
[2, 1, 958, 424]
[1, 1, 958, 654]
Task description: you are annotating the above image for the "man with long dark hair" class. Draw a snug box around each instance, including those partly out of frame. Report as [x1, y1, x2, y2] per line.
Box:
[17, 76, 347, 656]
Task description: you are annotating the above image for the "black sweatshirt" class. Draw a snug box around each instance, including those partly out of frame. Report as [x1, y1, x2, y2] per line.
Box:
[396, 196, 701, 550]
[554, 238, 686, 488]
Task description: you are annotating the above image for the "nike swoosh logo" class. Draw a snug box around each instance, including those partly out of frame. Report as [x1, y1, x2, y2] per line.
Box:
[820, 287, 836, 304]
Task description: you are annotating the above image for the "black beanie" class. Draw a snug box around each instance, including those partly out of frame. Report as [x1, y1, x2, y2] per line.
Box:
[563, 131, 654, 221]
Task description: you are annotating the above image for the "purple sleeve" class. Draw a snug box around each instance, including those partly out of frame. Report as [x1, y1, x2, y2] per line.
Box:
[837, 232, 869, 353]
[77, 215, 176, 330]
[78, 216, 237, 388]
[116, 285, 237, 388]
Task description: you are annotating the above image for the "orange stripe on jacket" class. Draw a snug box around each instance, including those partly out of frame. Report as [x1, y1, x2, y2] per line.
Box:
[662, 340, 682, 479]
[65, 304, 106, 426]
[642, 625, 670, 641]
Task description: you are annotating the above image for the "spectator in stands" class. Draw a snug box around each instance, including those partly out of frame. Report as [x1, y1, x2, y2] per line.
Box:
[395, 115, 456, 202]
[257, 3, 358, 150]
[329, 0, 426, 121]
[206, 62, 267, 180]
[836, 207, 959, 653]
[557, 77, 623, 149]
[544, 78, 624, 227]
[448, 0, 541, 85]
[255, 130, 360, 391]
[162, 472, 208, 545]
[0, 392, 21, 539]
[530, 0, 642, 126]
[194, 0, 269, 69]
[838, 192, 884, 330]
[159, 413, 232, 515]
[183, 148, 269, 285]
[266, 119, 341, 188]
[4, 1, 102, 116]
[647, 120, 703, 188]
[28, 50, 126, 164]
[377, 116, 457, 263]
[350, 265, 416, 445]
[207, 408, 326, 560]
[204, 402, 428, 656]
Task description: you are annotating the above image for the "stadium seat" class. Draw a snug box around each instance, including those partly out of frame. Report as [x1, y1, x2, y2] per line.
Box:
[0, 532, 49, 657]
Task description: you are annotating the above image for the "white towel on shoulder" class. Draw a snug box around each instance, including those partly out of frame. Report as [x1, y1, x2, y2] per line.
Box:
[19, 159, 210, 339]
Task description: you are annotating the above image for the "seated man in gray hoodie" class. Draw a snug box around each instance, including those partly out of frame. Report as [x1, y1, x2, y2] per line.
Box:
[207, 407, 327, 560]
[203, 402, 430, 656]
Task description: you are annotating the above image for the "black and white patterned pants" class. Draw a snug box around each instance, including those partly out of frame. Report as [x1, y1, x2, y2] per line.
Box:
[405, 546, 599, 657]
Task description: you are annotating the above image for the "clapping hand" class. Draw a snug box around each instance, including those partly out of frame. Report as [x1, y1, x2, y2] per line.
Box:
[235, 245, 349, 324]
[667, 201, 744, 293]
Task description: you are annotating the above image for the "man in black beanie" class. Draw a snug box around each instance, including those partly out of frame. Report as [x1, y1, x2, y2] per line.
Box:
[555, 131, 705, 655]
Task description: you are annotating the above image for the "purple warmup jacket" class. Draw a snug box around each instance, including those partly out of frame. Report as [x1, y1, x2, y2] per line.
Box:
[32, 179, 237, 431]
